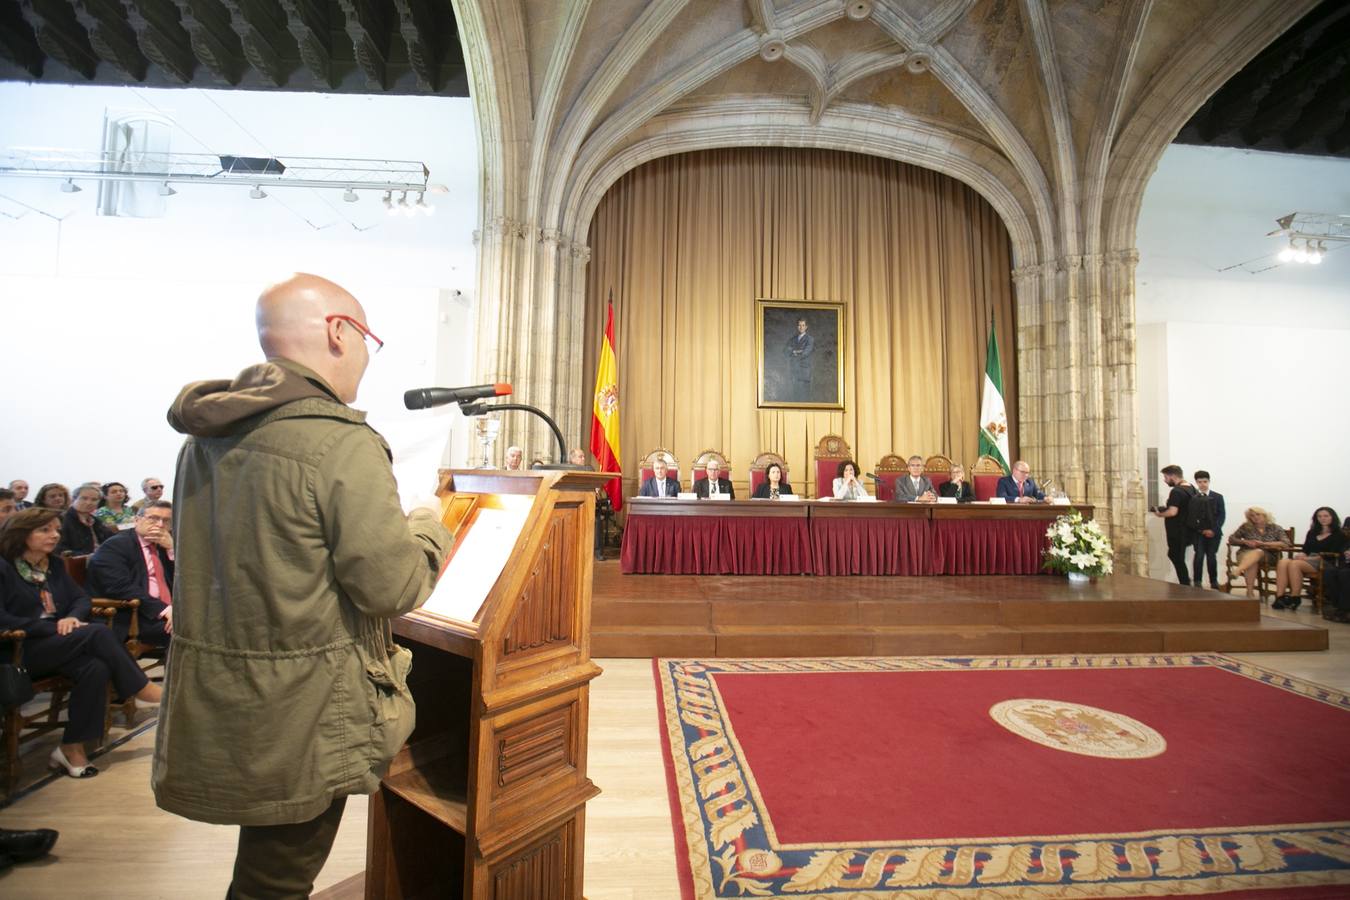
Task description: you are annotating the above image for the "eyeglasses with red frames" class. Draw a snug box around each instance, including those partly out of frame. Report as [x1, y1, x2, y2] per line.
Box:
[324, 314, 384, 353]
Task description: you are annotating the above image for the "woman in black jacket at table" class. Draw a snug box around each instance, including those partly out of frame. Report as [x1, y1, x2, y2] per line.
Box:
[751, 463, 794, 499]
[0, 508, 160, 778]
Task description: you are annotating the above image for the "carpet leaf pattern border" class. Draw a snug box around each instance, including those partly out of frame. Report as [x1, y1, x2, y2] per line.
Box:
[655, 654, 1350, 899]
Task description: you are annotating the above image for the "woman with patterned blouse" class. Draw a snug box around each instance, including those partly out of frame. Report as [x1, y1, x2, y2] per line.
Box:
[94, 482, 136, 529]
[1226, 506, 1291, 598]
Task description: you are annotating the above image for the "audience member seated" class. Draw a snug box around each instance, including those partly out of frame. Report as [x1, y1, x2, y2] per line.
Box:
[33, 483, 69, 511]
[894, 456, 937, 503]
[88, 501, 175, 646]
[503, 445, 524, 471]
[833, 460, 869, 500]
[0, 489, 15, 527]
[8, 480, 31, 510]
[57, 483, 115, 556]
[751, 463, 794, 499]
[567, 448, 590, 467]
[129, 476, 164, 512]
[1323, 544, 1350, 623]
[94, 481, 135, 530]
[693, 459, 735, 499]
[1273, 506, 1346, 611]
[1226, 506, 1290, 599]
[938, 463, 976, 502]
[639, 457, 681, 498]
[0, 509, 161, 779]
[997, 460, 1045, 502]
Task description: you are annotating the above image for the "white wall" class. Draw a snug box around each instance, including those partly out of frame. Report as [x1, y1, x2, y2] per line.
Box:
[0, 83, 480, 503]
[1135, 145, 1350, 581]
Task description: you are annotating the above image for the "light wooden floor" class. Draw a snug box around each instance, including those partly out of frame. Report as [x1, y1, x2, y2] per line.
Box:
[2, 605, 1347, 899]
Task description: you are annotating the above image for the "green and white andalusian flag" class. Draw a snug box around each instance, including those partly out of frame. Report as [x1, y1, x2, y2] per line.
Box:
[979, 327, 1010, 474]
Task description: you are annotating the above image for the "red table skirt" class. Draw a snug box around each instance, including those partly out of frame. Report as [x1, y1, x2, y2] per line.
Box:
[931, 518, 1049, 575]
[621, 515, 812, 575]
[811, 517, 931, 575]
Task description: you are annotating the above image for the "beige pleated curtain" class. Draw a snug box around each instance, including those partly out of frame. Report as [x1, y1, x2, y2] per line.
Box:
[582, 147, 1017, 496]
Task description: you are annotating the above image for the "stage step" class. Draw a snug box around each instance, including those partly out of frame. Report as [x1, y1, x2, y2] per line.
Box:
[590, 565, 1330, 658]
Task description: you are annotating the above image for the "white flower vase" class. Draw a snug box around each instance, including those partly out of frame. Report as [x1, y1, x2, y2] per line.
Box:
[1067, 572, 1090, 585]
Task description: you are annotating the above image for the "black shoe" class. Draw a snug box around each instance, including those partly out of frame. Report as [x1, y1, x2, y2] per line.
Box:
[1272, 597, 1288, 610]
[1288, 597, 1302, 612]
[0, 828, 58, 863]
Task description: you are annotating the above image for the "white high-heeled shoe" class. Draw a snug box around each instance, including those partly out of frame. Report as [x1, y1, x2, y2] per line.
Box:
[49, 746, 98, 778]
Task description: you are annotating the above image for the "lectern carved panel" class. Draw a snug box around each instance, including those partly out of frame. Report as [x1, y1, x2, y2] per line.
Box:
[491, 823, 572, 900]
[503, 508, 577, 656]
[496, 703, 575, 790]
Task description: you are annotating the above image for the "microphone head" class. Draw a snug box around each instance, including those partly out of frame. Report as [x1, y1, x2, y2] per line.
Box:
[403, 388, 431, 410]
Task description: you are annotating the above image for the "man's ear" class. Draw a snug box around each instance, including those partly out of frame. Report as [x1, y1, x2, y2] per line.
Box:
[326, 316, 345, 355]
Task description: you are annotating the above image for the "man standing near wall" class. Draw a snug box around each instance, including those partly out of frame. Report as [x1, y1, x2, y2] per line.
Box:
[1153, 464, 1197, 586]
[153, 274, 452, 898]
[1187, 470, 1225, 589]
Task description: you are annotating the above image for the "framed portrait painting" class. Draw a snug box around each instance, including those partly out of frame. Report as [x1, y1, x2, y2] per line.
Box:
[756, 299, 845, 410]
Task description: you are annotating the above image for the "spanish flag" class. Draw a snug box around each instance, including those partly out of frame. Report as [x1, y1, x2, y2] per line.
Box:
[589, 299, 622, 510]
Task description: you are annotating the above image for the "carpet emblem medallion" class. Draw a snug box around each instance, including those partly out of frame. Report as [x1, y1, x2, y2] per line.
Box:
[989, 698, 1166, 759]
[657, 655, 1350, 898]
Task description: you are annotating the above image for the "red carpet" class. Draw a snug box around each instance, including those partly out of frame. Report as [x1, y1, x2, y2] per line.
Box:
[655, 655, 1350, 899]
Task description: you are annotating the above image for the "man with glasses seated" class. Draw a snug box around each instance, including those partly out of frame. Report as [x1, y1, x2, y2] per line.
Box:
[88, 500, 177, 646]
[130, 477, 165, 512]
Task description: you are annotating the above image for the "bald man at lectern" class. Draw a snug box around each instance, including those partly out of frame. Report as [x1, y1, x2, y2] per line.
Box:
[154, 273, 453, 898]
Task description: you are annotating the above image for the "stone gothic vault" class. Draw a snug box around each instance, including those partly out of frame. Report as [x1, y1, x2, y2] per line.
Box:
[453, 0, 1318, 573]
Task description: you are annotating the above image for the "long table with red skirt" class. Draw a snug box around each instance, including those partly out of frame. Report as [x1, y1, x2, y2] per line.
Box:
[619, 499, 1095, 576]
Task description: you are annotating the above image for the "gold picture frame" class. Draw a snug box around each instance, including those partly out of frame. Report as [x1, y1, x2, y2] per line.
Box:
[756, 298, 845, 410]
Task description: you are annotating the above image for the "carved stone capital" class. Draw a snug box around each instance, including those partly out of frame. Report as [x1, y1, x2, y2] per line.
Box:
[569, 242, 591, 263]
[539, 227, 564, 247]
[1011, 263, 1044, 284]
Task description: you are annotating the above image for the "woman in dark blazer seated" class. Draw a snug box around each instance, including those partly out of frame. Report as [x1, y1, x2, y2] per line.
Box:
[938, 463, 976, 502]
[0, 508, 161, 778]
[751, 463, 794, 499]
[56, 483, 115, 556]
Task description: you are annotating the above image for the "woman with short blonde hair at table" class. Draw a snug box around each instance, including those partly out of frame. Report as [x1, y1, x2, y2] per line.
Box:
[1226, 506, 1290, 599]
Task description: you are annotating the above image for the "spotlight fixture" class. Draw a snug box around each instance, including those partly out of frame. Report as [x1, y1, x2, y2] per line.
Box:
[1278, 243, 1295, 263]
[342, 188, 358, 203]
[381, 190, 393, 212]
[158, 182, 176, 196]
[249, 186, 267, 199]
[1269, 212, 1348, 267]
[1309, 240, 1325, 264]
[60, 179, 81, 193]
[397, 191, 413, 216]
[414, 192, 434, 215]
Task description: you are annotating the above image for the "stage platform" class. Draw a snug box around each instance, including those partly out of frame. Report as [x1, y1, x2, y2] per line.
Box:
[590, 562, 1329, 657]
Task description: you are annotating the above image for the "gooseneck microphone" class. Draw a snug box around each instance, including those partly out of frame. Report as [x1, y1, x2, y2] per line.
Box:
[865, 472, 881, 483]
[403, 383, 512, 410]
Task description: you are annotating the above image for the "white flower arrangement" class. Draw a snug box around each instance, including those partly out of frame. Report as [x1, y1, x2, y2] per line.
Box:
[1043, 511, 1114, 577]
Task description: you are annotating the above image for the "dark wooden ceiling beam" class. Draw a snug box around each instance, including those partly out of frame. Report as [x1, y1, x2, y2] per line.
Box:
[172, 0, 243, 85]
[221, 0, 288, 86]
[278, 0, 330, 88]
[75, 0, 147, 80]
[21, 0, 98, 79]
[393, 0, 437, 92]
[338, 0, 387, 91]
[1285, 72, 1350, 152]
[122, 0, 194, 82]
[0, 1, 45, 76]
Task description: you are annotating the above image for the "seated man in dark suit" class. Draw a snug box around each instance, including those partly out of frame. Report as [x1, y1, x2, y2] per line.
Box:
[893, 456, 937, 503]
[88, 500, 175, 646]
[997, 460, 1046, 502]
[639, 456, 681, 498]
[693, 459, 735, 499]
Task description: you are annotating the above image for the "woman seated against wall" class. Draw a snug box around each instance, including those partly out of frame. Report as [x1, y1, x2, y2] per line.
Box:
[94, 482, 136, 530]
[57, 483, 115, 556]
[33, 483, 69, 512]
[0, 508, 161, 778]
[1272, 506, 1346, 611]
[832, 460, 869, 500]
[752, 462, 794, 499]
[938, 463, 976, 502]
[1225, 506, 1290, 599]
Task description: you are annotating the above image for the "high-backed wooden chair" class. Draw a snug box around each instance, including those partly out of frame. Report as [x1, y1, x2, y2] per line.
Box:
[874, 454, 905, 501]
[749, 451, 789, 496]
[639, 447, 681, 492]
[63, 553, 91, 586]
[924, 454, 954, 491]
[813, 434, 853, 499]
[691, 448, 730, 488]
[972, 455, 1007, 501]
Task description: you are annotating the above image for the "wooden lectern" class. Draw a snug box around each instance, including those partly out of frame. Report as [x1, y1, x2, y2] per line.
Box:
[363, 469, 612, 899]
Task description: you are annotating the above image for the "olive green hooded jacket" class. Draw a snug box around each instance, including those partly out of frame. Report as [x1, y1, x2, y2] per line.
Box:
[151, 358, 451, 826]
